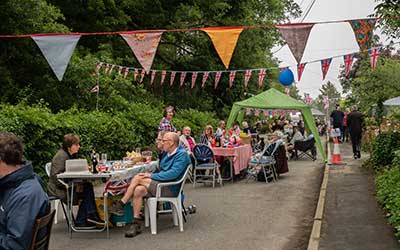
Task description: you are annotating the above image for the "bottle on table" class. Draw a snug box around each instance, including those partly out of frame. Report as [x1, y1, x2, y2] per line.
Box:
[91, 149, 99, 174]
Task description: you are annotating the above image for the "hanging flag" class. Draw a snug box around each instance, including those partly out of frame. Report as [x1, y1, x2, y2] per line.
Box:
[180, 72, 187, 87]
[320, 58, 332, 80]
[134, 68, 139, 81]
[90, 84, 99, 93]
[297, 63, 306, 81]
[229, 70, 236, 88]
[201, 72, 209, 88]
[170, 71, 176, 86]
[201, 27, 243, 69]
[348, 19, 376, 53]
[258, 69, 266, 88]
[108, 64, 115, 75]
[276, 24, 315, 64]
[284, 87, 290, 96]
[254, 109, 260, 116]
[244, 70, 252, 88]
[119, 31, 164, 73]
[150, 70, 156, 85]
[104, 63, 110, 74]
[161, 70, 167, 85]
[304, 93, 313, 105]
[123, 67, 129, 79]
[214, 71, 222, 89]
[246, 108, 251, 116]
[368, 47, 383, 71]
[95, 62, 103, 73]
[191, 72, 198, 88]
[32, 35, 81, 81]
[140, 69, 146, 83]
[343, 54, 355, 77]
[323, 96, 330, 109]
[263, 109, 268, 117]
[118, 66, 123, 75]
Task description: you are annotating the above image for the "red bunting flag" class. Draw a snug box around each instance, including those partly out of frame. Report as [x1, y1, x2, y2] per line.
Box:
[90, 84, 99, 93]
[191, 72, 198, 88]
[134, 68, 139, 81]
[161, 70, 166, 85]
[214, 71, 222, 89]
[297, 63, 306, 81]
[123, 67, 129, 79]
[343, 54, 355, 76]
[118, 66, 122, 75]
[368, 47, 382, 71]
[320, 58, 332, 80]
[258, 69, 266, 88]
[109, 64, 115, 75]
[201, 72, 209, 88]
[170, 71, 176, 86]
[140, 69, 146, 83]
[180, 72, 187, 87]
[150, 70, 156, 85]
[229, 70, 236, 88]
[244, 70, 252, 88]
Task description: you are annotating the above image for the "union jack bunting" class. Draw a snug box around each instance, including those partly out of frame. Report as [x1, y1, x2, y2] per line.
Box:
[118, 66, 123, 75]
[254, 109, 260, 116]
[297, 63, 306, 81]
[263, 109, 268, 117]
[229, 70, 236, 88]
[320, 58, 332, 80]
[90, 84, 99, 93]
[304, 93, 312, 105]
[214, 71, 222, 89]
[201, 72, 209, 88]
[258, 69, 267, 88]
[244, 70, 252, 88]
[323, 95, 330, 109]
[104, 63, 110, 74]
[109, 64, 115, 75]
[95, 62, 103, 73]
[343, 54, 355, 76]
[170, 71, 176, 86]
[134, 68, 139, 81]
[140, 69, 146, 83]
[180, 72, 187, 87]
[191, 72, 198, 88]
[160, 70, 166, 85]
[150, 70, 156, 85]
[123, 67, 129, 79]
[246, 108, 251, 115]
[368, 47, 383, 71]
[285, 87, 290, 96]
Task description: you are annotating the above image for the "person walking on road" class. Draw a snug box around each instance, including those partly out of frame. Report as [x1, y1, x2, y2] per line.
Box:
[347, 105, 363, 159]
[330, 104, 344, 142]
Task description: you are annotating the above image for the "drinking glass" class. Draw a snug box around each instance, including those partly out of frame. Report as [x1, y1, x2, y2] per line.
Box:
[101, 153, 107, 163]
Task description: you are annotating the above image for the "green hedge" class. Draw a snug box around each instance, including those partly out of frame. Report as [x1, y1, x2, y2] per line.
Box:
[0, 103, 218, 178]
[371, 131, 400, 171]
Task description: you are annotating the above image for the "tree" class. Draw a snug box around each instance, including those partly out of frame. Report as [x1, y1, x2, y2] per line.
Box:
[313, 81, 341, 114]
[375, 0, 400, 39]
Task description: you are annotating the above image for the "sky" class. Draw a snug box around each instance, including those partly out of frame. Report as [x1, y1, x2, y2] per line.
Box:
[273, 0, 390, 98]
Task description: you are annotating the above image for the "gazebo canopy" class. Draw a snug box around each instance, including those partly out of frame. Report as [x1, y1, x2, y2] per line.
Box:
[226, 88, 326, 162]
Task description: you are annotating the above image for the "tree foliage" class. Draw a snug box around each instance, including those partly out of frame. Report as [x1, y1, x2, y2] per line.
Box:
[374, 0, 400, 39]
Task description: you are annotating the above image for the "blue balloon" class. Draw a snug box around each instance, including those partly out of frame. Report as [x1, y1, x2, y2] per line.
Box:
[279, 68, 294, 86]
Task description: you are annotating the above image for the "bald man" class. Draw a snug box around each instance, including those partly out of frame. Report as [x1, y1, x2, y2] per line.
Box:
[110, 132, 190, 237]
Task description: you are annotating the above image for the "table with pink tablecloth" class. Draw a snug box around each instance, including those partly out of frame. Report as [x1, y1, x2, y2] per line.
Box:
[212, 144, 253, 175]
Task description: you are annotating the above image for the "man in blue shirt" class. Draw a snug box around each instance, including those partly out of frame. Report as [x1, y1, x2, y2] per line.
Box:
[110, 132, 190, 237]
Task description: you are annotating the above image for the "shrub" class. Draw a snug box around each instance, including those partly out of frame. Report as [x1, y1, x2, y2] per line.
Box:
[371, 131, 400, 171]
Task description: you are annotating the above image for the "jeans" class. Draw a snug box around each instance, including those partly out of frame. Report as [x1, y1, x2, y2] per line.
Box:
[75, 182, 97, 224]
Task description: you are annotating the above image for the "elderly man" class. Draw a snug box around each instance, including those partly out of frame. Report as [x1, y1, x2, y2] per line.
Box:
[110, 132, 190, 237]
[0, 132, 50, 249]
[347, 105, 363, 159]
[179, 126, 196, 152]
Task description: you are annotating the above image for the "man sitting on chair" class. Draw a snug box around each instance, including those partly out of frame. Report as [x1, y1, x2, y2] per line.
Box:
[110, 132, 190, 237]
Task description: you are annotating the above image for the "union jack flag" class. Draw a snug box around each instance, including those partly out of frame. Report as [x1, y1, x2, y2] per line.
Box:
[160, 70, 166, 85]
[320, 58, 332, 80]
[150, 70, 156, 85]
[180, 72, 187, 87]
[109, 64, 115, 75]
[214, 71, 222, 89]
[297, 63, 306, 81]
[170, 71, 176, 86]
[368, 47, 383, 71]
[123, 67, 129, 79]
[254, 109, 260, 116]
[229, 71, 236, 88]
[201, 72, 209, 88]
[343, 54, 355, 77]
[140, 69, 146, 83]
[244, 70, 252, 88]
[304, 93, 312, 105]
[246, 108, 251, 116]
[134, 68, 139, 81]
[191, 72, 198, 89]
[118, 66, 123, 75]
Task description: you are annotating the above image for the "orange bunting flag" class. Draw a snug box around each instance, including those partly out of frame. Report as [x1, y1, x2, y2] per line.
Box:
[201, 27, 243, 69]
[120, 31, 164, 73]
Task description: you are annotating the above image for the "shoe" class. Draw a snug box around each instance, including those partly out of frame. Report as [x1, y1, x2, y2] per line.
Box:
[124, 219, 143, 238]
[109, 200, 124, 216]
[75, 222, 96, 229]
[357, 152, 361, 159]
[354, 154, 357, 159]
[87, 214, 105, 226]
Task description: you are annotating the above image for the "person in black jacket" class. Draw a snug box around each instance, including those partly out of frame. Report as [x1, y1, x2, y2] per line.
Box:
[347, 105, 364, 159]
[330, 104, 345, 141]
[0, 132, 50, 250]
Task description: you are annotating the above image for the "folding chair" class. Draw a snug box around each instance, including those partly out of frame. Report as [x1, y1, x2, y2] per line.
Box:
[192, 144, 221, 188]
[294, 137, 317, 161]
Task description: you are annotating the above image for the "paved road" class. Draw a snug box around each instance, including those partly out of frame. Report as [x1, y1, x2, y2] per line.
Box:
[320, 141, 400, 250]
[50, 157, 324, 250]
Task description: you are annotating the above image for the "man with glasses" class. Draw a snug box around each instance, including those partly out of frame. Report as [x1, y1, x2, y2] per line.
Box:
[179, 126, 196, 153]
[110, 132, 190, 237]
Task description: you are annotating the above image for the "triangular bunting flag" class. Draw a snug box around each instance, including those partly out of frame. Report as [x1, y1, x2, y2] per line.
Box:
[323, 95, 330, 109]
[134, 68, 139, 81]
[201, 27, 243, 69]
[348, 19, 376, 53]
[104, 64, 110, 74]
[285, 87, 290, 96]
[120, 31, 164, 73]
[95, 62, 103, 73]
[343, 54, 355, 76]
[150, 70, 156, 85]
[90, 84, 99, 93]
[109, 64, 115, 75]
[140, 69, 146, 83]
[123, 67, 129, 79]
[276, 24, 314, 64]
[297, 63, 306, 81]
[214, 71, 222, 89]
[244, 70, 252, 88]
[191, 72, 198, 89]
[161, 70, 167, 85]
[320, 58, 332, 80]
[229, 70, 236, 88]
[246, 108, 251, 116]
[368, 47, 383, 71]
[201, 72, 209, 88]
[32, 35, 81, 81]
[258, 69, 266, 88]
[170, 71, 176, 86]
[263, 109, 268, 117]
[180, 72, 187, 87]
[254, 109, 260, 116]
[118, 66, 123, 75]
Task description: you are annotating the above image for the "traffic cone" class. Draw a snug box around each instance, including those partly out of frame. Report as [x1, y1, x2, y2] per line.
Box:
[331, 136, 344, 165]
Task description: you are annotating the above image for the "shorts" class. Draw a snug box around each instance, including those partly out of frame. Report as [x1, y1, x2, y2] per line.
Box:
[146, 180, 175, 197]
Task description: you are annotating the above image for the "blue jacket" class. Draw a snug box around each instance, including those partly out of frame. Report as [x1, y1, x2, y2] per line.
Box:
[0, 161, 50, 250]
[152, 146, 190, 196]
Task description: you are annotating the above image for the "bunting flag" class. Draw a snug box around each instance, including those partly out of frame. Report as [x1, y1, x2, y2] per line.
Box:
[191, 72, 198, 88]
[140, 69, 146, 83]
[150, 70, 156, 85]
[320, 58, 332, 80]
[263, 109, 268, 117]
[90, 84, 99, 93]
[254, 109, 260, 116]
[348, 19, 376, 53]
[246, 108, 251, 116]
[258, 69, 267, 88]
[104, 64, 110, 74]
[304, 93, 313, 104]
[119, 31, 164, 73]
[123, 67, 129, 79]
[284, 87, 290, 96]
[95, 62, 103, 73]
[180, 72, 187, 87]
[229, 70, 236, 88]
[201, 27, 243, 69]
[32, 35, 81, 81]
[170, 71, 176, 86]
[343, 54, 355, 76]
[214, 71, 222, 89]
[201, 72, 209, 88]
[161, 70, 167, 85]
[368, 47, 383, 71]
[134, 68, 139, 81]
[276, 24, 314, 64]
[297, 63, 306, 81]
[118, 66, 123, 75]
[323, 95, 330, 109]
[244, 70, 252, 89]
[108, 64, 115, 75]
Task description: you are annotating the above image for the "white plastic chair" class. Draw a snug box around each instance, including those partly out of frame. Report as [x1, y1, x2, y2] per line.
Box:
[45, 162, 68, 225]
[144, 165, 191, 234]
